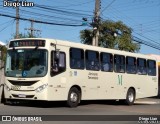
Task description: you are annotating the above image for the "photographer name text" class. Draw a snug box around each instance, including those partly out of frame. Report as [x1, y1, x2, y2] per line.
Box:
[3, 0, 34, 8]
[138, 116, 159, 123]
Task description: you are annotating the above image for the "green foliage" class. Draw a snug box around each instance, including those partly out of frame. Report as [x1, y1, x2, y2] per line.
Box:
[0, 45, 7, 61]
[80, 20, 140, 52]
[0, 45, 7, 68]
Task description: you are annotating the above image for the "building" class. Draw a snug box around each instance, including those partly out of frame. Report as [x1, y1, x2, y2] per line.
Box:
[0, 41, 5, 102]
[0, 41, 5, 68]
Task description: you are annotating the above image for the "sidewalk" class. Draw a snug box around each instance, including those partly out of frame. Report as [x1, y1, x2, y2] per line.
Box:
[135, 97, 160, 105]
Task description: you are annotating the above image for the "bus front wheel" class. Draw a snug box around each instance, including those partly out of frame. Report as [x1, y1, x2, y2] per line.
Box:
[125, 88, 135, 105]
[67, 87, 80, 108]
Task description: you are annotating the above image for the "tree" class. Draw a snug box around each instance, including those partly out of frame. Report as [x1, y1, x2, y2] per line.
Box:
[0, 45, 7, 69]
[80, 20, 140, 52]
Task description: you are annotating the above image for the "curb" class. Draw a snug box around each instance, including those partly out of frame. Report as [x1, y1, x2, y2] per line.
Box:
[135, 99, 160, 105]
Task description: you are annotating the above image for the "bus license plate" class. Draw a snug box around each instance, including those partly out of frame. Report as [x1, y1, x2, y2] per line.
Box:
[18, 94, 26, 98]
[11, 85, 21, 91]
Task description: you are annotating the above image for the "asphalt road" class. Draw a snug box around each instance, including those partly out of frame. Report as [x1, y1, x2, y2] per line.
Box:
[0, 97, 160, 124]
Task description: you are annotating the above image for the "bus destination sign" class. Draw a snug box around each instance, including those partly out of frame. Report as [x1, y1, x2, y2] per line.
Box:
[9, 40, 45, 48]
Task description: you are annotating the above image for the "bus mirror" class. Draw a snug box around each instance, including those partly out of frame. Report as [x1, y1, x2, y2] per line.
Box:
[58, 53, 65, 68]
[55, 51, 60, 60]
[52, 52, 65, 72]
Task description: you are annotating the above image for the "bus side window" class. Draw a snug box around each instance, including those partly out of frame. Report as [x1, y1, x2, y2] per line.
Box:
[100, 52, 113, 72]
[70, 48, 84, 69]
[147, 60, 156, 76]
[114, 55, 125, 73]
[137, 58, 147, 75]
[126, 56, 136, 74]
[85, 50, 100, 71]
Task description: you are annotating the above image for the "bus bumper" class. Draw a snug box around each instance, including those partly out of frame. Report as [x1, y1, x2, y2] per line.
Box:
[4, 84, 48, 101]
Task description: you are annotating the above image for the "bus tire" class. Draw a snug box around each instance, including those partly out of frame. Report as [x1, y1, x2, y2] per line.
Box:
[125, 88, 135, 105]
[67, 87, 80, 108]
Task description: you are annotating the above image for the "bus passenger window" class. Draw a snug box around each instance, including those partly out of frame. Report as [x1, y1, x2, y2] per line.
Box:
[85, 50, 100, 71]
[126, 57, 136, 74]
[147, 60, 156, 76]
[137, 58, 147, 75]
[114, 55, 125, 73]
[70, 48, 84, 69]
[100, 52, 113, 72]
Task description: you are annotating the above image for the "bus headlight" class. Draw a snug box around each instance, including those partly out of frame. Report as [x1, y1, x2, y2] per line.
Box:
[35, 84, 48, 93]
[5, 84, 10, 91]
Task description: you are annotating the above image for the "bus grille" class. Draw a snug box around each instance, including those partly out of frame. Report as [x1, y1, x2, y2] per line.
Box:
[8, 80, 39, 86]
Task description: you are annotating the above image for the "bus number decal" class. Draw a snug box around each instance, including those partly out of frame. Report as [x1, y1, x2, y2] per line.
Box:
[74, 71, 77, 76]
[118, 75, 123, 85]
[152, 77, 157, 82]
[69, 71, 78, 77]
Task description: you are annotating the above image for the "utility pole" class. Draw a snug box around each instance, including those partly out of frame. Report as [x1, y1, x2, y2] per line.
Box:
[25, 19, 41, 37]
[92, 0, 101, 46]
[16, 0, 19, 39]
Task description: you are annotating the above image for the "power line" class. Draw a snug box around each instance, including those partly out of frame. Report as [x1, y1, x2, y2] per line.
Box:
[9, 3, 93, 24]
[101, 5, 160, 47]
[1, 0, 93, 17]
[133, 31, 160, 46]
[133, 36, 160, 50]
[0, 8, 91, 30]
[0, 13, 83, 27]
[101, 0, 116, 14]
[0, 19, 14, 25]
[34, 4, 93, 17]
[19, 9, 82, 23]
[0, 1, 159, 51]
[0, 19, 15, 33]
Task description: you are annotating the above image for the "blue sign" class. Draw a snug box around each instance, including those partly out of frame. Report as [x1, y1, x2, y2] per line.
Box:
[22, 71, 27, 77]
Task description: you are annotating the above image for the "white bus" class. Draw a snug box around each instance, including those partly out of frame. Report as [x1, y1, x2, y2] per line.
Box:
[4, 38, 159, 107]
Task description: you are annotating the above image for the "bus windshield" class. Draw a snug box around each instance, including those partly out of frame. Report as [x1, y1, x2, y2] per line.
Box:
[5, 49, 48, 77]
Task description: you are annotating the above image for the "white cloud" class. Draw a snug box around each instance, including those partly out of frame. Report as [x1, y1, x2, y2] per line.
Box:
[0, 41, 5, 46]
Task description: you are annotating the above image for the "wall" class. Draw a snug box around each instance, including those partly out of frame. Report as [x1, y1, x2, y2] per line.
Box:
[0, 69, 4, 103]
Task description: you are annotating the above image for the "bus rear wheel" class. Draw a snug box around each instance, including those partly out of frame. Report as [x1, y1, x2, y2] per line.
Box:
[67, 87, 80, 108]
[125, 88, 135, 105]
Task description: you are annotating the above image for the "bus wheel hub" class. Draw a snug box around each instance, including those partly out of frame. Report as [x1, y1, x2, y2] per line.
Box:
[70, 92, 78, 102]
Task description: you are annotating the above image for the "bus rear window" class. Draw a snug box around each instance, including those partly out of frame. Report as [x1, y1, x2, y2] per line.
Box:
[147, 60, 156, 76]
